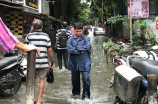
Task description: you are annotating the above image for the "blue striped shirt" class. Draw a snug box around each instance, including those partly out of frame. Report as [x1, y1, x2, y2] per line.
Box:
[25, 31, 52, 68]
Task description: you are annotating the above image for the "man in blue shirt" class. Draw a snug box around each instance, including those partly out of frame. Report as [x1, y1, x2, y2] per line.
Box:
[67, 23, 91, 100]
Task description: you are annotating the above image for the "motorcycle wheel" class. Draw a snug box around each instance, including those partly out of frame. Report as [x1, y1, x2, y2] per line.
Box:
[135, 91, 148, 104]
[0, 72, 21, 97]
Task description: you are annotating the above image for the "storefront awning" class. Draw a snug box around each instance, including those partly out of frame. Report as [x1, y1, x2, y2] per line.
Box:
[0, 2, 23, 10]
[23, 6, 39, 15]
[47, 15, 60, 22]
[39, 13, 60, 22]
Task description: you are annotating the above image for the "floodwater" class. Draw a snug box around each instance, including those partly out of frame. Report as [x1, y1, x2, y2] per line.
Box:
[0, 28, 117, 104]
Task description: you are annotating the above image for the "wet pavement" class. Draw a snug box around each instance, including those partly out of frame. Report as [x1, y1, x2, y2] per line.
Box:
[0, 28, 117, 104]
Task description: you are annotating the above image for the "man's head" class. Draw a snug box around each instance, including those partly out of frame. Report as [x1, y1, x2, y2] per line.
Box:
[32, 19, 43, 30]
[74, 23, 83, 37]
[62, 21, 67, 28]
[84, 26, 88, 30]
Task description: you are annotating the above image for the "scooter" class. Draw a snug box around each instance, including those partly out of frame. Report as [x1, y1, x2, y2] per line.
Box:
[0, 54, 25, 97]
[4, 49, 27, 81]
[133, 45, 158, 60]
[112, 55, 158, 104]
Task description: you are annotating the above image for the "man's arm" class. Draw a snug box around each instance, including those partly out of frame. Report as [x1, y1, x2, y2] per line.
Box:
[67, 38, 80, 54]
[48, 48, 55, 68]
[76, 37, 91, 52]
[55, 30, 60, 46]
[55, 39, 58, 46]
[48, 48, 53, 61]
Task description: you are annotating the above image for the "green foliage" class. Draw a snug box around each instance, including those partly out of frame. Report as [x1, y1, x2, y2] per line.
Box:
[103, 39, 113, 49]
[103, 39, 120, 52]
[78, 9, 90, 24]
[133, 19, 147, 45]
[77, 3, 90, 24]
[135, 20, 147, 27]
[67, 0, 81, 22]
[90, 0, 119, 23]
[107, 15, 129, 24]
[147, 31, 158, 45]
[133, 19, 158, 46]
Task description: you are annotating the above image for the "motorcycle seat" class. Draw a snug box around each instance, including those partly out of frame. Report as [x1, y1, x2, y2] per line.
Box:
[120, 56, 127, 62]
[130, 58, 158, 82]
[0, 56, 19, 70]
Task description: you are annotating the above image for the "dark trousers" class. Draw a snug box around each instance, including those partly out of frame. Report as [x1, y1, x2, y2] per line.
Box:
[57, 49, 68, 69]
[71, 70, 91, 99]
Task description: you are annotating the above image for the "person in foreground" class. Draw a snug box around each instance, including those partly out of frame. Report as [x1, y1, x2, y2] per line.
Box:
[67, 23, 91, 100]
[25, 19, 55, 104]
[0, 18, 40, 56]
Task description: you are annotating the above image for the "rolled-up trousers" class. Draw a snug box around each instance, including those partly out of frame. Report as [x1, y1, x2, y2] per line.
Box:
[71, 70, 91, 99]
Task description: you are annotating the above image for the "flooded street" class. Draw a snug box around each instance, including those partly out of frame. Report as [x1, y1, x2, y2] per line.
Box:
[0, 28, 117, 104]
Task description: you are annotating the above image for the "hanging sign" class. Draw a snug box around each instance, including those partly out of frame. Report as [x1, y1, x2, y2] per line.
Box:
[128, 0, 149, 18]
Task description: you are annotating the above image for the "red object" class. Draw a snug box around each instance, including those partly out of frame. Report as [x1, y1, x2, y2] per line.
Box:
[116, 39, 123, 42]
[156, 20, 158, 30]
[116, 61, 122, 65]
[124, 35, 129, 39]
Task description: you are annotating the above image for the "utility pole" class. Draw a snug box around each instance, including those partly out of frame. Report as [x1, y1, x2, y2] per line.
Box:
[26, 50, 36, 104]
[130, 0, 133, 45]
[102, 0, 103, 25]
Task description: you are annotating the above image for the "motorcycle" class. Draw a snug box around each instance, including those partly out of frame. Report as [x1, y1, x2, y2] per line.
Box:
[112, 55, 158, 104]
[0, 52, 25, 97]
[133, 45, 158, 60]
[4, 49, 27, 81]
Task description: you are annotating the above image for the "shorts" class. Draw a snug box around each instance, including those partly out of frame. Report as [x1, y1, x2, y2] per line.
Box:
[36, 68, 49, 80]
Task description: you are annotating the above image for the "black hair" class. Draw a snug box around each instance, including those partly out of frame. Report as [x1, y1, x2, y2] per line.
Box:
[63, 22, 67, 28]
[32, 19, 43, 29]
[74, 23, 83, 29]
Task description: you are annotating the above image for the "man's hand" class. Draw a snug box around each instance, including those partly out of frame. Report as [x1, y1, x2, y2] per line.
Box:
[51, 63, 55, 69]
[29, 26, 34, 33]
[26, 45, 40, 56]
[49, 62, 55, 69]
[81, 51, 85, 53]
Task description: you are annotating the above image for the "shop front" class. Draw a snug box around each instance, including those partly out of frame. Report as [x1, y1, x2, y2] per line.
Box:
[0, 0, 23, 39]
[23, 0, 39, 38]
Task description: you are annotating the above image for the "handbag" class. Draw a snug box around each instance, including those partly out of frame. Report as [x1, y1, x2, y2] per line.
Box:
[53, 46, 57, 53]
[46, 68, 54, 83]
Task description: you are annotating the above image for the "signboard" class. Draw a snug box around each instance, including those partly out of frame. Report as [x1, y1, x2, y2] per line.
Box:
[128, 0, 149, 18]
[39, 0, 50, 15]
[156, 17, 158, 31]
[25, 0, 38, 9]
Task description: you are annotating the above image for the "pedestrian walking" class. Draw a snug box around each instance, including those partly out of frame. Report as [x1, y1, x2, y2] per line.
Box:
[67, 23, 91, 100]
[55, 22, 71, 70]
[25, 19, 55, 104]
[70, 26, 75, 35]
[83, 26, 90, 38]
[0, 18, 40, 56]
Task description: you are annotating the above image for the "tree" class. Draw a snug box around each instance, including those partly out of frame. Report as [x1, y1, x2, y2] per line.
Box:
[67, 0, 81, 24]
[90, 0, 119, 24]
[77, 3, 90, 24]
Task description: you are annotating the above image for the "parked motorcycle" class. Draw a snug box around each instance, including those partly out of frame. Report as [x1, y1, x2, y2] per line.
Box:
[0, 53, 25, 97]
[133, 45, 158, 60]
[4, 49, 27, 81]
[112, 55, 158, 104]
